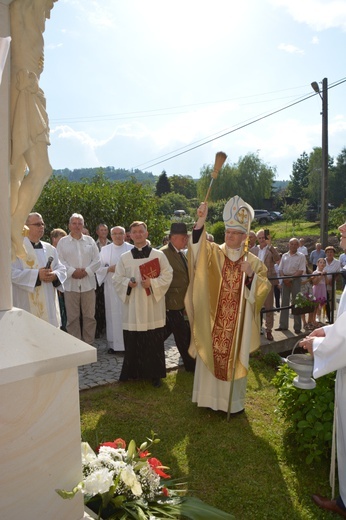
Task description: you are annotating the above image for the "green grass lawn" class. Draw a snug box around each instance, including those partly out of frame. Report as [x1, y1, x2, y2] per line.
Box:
[80, 356, 334, 520]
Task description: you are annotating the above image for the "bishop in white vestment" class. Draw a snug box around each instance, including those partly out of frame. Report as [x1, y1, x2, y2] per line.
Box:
[185, 197, 271, 414]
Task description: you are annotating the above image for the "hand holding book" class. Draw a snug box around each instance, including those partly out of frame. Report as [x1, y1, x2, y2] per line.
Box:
[139, 258, 160, 296]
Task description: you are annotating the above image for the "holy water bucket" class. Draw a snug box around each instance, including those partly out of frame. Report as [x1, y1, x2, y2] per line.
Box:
[286, 341, 316, 390]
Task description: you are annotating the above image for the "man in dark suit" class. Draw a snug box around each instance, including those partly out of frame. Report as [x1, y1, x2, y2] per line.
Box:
[161, 223, 195, 372]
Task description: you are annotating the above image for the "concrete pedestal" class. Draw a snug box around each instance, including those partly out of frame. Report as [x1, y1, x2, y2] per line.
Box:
[0, 308, 97, 520]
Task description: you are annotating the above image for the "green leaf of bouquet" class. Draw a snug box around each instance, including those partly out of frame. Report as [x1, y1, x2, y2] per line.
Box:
[55, 487, 80, 500]
[111, 494, 127, 507]
[179, 497, 235, 519]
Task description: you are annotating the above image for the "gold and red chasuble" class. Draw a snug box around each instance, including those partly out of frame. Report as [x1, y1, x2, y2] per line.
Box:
[212, 257, 242, 380]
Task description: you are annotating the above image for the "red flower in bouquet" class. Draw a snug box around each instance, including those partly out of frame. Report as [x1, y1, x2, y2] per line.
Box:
[148, 457, 171, 478]
[57, 432, 234, 519]
[97, 438, 126, 451]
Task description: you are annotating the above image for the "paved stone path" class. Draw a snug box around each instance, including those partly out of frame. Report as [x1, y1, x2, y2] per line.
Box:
[78, 334, 181, 390]
[79, 297, 341, 391]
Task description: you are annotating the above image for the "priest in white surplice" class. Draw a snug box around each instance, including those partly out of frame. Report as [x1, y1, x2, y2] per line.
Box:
[113, 221, 172, 387]
[96, 226, 133, 354]
[300, 221, 346, 518]
[11, 212, 66, 327]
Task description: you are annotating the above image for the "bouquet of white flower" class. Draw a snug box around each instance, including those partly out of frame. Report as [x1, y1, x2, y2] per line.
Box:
[57, 431, 234, 519]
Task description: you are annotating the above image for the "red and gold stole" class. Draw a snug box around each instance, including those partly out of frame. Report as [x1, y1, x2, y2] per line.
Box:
[212, 257, 242, 380]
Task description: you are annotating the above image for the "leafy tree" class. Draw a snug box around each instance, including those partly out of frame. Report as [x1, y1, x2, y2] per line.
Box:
[205, 200, 227, 224]
[235, 153, 275, 207]
[197, 162, 237, 202]
[155, 170, 171, 197]
[197, 153, 275, 207]
[288, 152, 309, 199]
[33, 176, 168, 246]
[329, 148, 346, 207]
[209, 221, 226, 244]
[282, 200, 308, 227]
[328, 206, 346, 230]
[305, 147, 334, 209]
[156, 192, 191, 218]
[169, 175, 197, 199]
[306, 147, 322, 208]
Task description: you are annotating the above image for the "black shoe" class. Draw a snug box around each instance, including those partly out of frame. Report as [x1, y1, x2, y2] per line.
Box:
[275, 327, 288, 331]
[294, 330, 302, 334]
[152, 378, 162, 388]
[107, 348, 117, 355]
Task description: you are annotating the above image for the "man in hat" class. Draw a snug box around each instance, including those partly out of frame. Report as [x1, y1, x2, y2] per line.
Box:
[185, 197, 271, 414]
[161, 223, 195, 372]
[300, 221, 346, 518]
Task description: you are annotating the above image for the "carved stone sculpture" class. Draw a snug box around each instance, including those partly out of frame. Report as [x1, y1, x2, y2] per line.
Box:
[10, 0, 57, 259]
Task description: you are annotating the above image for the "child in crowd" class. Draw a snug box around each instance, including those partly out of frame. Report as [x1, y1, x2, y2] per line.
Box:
[312, 257, 327, 325]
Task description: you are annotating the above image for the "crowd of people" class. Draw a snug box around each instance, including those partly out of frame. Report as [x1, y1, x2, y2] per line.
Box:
[11, 203, 346, 516]
[11, 207, 346, 394]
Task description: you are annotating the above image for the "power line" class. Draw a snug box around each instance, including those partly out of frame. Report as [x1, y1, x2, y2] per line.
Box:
[49, 83, 317, 124]
[134, 77, 346, 171]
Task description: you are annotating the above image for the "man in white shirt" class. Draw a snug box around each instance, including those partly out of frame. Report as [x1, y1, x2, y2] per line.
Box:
[276, 237, 306, 334]
[297, 237, 308, 260]
[96, 226, 133, 353]
[12, 212, 66, 327]
[57, 213, 100, 344]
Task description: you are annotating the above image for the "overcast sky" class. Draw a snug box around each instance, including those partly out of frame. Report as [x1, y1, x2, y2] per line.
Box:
[40, 0, 346, 181]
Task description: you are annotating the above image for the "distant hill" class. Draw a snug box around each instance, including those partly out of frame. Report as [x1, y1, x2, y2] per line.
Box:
[53, 166, 158, 183]
[273, 179, 289, 191]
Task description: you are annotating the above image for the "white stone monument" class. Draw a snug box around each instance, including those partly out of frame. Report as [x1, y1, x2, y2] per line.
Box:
[0, 2, 97, 518]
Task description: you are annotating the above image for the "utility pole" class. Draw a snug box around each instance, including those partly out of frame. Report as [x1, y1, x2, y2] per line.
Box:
[311, 78, 329, 248]
[321, 78, 329, 249]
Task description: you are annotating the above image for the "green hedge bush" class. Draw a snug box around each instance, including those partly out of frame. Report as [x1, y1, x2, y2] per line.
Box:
[273, 363, 335, 464]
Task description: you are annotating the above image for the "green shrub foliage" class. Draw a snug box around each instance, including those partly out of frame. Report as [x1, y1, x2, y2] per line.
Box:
[33, 174, 169, 246]
[273, 363, 335, 464]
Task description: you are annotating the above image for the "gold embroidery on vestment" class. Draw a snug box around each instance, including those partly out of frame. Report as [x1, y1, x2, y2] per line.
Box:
[212, 257, 242, 380]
